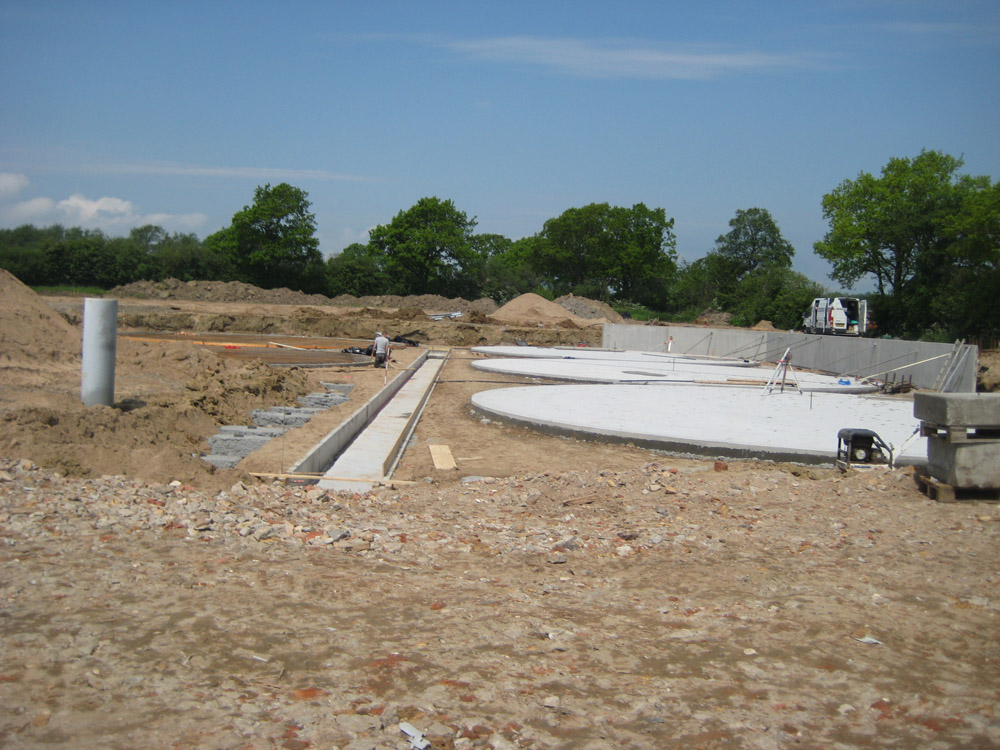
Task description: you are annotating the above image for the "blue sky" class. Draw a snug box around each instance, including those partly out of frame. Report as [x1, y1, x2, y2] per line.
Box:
[1, 1, 998, 291]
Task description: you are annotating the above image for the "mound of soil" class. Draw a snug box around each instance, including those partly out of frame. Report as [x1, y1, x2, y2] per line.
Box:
[555, 293, 624, 323]
[696, 309, 733, 327]
[388, 306, 429, 321]
[113, 280, 502, 316]
[979, 349, 1000, 392]
[112, 278, 334, 306]
[0, 274, 314, 489]
[337, 294, 498, 316]
[0, 269, 81, 374]
[491, 293, 600, 328]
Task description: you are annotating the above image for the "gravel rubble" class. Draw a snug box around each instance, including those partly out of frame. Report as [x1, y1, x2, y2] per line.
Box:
[3, 457, 999, 748]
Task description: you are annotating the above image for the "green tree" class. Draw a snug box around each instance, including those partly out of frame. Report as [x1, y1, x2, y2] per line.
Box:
[153, 230, 227, 281]
[468, 233, 512, 301]
[368, 197, 479, 297]
[538, 203, 611, 297]
[59, 227, 114, 287]
[325, 242, 387, 297]
[728, 267, 825, 329]
[225, 183, 322, 291]
[0, 224, 64, 285]
[481, 236, 549, 303]
[714, 208, 794, 281]
[814, 150, 963, 296]
[670, 254, 729, 317]
[606, 203, 677, 308]
[815, 150, 999, 338]
[536, 202, 677, 305]
[201, 226, 238, 281]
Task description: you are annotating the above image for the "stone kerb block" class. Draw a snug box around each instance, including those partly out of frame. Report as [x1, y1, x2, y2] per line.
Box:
[914, 393, 1000, 489]
[913, 392, 1000, 426]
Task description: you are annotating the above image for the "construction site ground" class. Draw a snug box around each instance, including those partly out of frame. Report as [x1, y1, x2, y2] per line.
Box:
[1, 274, 998, 749]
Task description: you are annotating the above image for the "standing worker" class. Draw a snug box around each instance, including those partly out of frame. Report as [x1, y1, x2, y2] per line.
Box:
[372, 331, 390, 368]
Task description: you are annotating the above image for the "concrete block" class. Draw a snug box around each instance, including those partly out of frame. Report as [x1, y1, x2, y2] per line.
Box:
[913, 393, 1000, 426]
[926, 439, 1000, 489]
[914, 394, 1000, 488]
[321, 383, 354, 395]
[252, 407, 320, 428]
[298, 392, 349, 409]
[202, 453, 242, 469]
[208, 426, 285, 455]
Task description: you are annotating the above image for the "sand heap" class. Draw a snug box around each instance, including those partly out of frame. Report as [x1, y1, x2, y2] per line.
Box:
[0, 269, 81, 377]
[490, 293, 602, 328]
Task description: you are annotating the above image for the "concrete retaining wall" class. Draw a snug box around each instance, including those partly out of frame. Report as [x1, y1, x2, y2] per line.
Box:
[602, 324, 978, 392]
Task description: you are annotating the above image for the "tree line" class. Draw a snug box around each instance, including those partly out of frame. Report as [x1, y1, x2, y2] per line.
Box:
[1, 150, 997, 340]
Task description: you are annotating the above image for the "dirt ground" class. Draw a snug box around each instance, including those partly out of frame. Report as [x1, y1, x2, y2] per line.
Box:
[2, 272, 999, 749]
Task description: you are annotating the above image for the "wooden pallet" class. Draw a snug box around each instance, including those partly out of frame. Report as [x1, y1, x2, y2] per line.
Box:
[915, 474, 1000, 503]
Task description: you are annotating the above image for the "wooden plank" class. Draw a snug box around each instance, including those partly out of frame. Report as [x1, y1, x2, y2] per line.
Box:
[915, 474, 1000, 503]
[562, 493, 600, 506]
[914, 473, 955, 502]
[429, 444, 457, 470]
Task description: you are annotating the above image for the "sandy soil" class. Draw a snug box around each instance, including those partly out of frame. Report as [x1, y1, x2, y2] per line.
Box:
[1, 272, 999, 749]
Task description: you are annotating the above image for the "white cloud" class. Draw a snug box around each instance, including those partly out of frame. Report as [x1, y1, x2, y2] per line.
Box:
[0, 172, 30, 197]
[58, 193, 134, 224]
[0, 177, 210, 235]
[445, 36, 818, 79]
[5, 196, 55, 222]
[50, 193, 208, 234]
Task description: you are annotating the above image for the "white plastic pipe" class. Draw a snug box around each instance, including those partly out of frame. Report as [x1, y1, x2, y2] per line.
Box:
[80, 298, 118, 406]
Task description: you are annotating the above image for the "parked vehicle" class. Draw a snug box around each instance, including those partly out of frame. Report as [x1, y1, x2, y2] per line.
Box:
[803, 297, 867, 335]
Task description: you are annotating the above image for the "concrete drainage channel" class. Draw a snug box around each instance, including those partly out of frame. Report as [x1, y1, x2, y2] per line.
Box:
[202, 383, 354, 469]
[290, 350, 445, 491]
[201, 349, 447, 490]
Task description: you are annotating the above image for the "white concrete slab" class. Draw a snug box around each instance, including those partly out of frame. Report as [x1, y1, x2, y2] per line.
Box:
[472, 384, 927, 466]
[473, 345, 758, 366]
[472, 357, 878, 393]
[319, 358, 444, 491]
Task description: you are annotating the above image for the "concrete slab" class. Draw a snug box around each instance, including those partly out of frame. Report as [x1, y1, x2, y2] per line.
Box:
[472, 384, 926, 466]
[319, 357, 445, 491]
[914, 392, 1000, 426]
[472, 345, 759, 366]
[472, 357, 878, 393]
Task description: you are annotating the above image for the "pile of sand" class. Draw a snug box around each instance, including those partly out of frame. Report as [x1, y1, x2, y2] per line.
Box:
[490, 293, 601, 328]
[0, 269, 81, 376]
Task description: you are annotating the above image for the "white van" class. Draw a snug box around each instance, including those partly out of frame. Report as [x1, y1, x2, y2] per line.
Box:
[803, 297, 867, 335]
